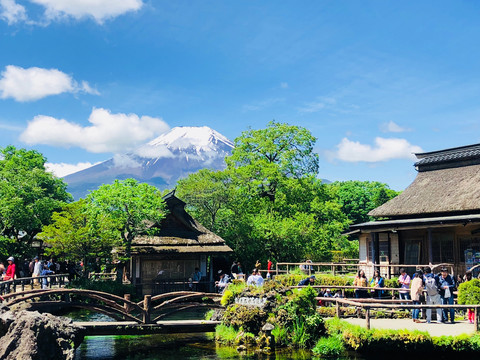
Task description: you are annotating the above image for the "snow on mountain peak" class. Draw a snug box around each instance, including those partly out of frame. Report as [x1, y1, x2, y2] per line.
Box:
[148, 126, 233, 151]
[133, 126, 233, 159]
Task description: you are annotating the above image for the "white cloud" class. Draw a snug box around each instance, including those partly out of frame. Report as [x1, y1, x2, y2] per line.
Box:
[46, 161, 98, 177]
[380, 121, 411, 133]
[134, 144, 175, 158]
[0, 65, 98, 102]
[280, 82, 288, 89]
[0, 0, 26, 24]
[20, 108, 170, 153]
[299, 96, 336, 113]
[333, 137, 423, 162]
[30, 0, 143, 23]
[112, 154, 141, 168]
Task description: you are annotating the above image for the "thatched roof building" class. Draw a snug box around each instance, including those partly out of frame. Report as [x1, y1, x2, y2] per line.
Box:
[130, 191, 232, 294]
[349, 143, 480, 278]
[369, 144, 480, 218]
[131, 191, 232, 255]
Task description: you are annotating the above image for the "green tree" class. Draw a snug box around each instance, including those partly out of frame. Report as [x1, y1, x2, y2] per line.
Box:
[0, 145, 71, 258]
[176, 169, 231, 232]
[177, 122, 350, 269]
[38, 200, 118, 267]
[226, 120, 318, 202]
[329, 181, 399, 224]
[85, 179, 167, 259]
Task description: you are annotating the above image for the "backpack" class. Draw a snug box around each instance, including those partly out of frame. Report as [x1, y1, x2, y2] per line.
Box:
[425, 276, 438, 296]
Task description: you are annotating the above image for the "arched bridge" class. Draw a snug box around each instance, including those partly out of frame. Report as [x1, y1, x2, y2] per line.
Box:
[1, 289, 223, 334]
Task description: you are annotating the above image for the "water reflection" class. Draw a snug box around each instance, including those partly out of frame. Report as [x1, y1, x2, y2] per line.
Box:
[70, 309, 359, 360]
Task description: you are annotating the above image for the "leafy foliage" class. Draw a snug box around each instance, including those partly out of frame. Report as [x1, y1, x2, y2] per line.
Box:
[177, 122, 351, 269]
[85, 179, 167, 258]
[458, 278, 480, 305]
[329, 180, 399, 224]
[313, 334, 345, 357]
[0, 145, 71, 258]
[38, 200, 118, 266]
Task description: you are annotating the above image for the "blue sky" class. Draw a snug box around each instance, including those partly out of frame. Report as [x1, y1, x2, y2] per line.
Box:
[1, 1, 480, 190]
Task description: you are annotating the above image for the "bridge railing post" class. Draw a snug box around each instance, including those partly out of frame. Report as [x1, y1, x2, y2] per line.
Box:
[124, 294, 131, 313]
[143, 295, 152, 324]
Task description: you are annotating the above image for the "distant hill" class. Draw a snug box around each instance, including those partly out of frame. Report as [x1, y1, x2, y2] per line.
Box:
[64, 126, 233, 199]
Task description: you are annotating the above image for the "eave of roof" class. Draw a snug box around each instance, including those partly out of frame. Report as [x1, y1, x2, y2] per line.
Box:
[131, 244, 233, 255]
[350, 214, 480, 233]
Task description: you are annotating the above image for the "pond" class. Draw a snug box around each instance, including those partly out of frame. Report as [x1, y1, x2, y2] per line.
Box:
[69, 310, 361, 360]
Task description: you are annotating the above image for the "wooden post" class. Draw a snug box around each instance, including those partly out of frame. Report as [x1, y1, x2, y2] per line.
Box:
[475, 307, 479, 332]
[342, 288, 345, 298]
[336, 301, 340, 318]
[143, 295, 151, 324]
[124, 294, 131, 313]
[275, 262, 278, 276]
[365, 307, 370, 330]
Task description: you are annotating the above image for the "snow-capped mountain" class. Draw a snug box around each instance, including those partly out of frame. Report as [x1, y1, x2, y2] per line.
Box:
[64, 126, 234, 199]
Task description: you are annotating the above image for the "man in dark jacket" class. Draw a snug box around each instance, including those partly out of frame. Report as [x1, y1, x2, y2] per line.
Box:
[435, 267, 455, 323]
[298, 275, 315, 286]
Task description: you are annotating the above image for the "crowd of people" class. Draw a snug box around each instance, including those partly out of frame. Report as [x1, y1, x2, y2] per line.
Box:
[351, 266, 475, 324]
[0, 255, 81, 293]
[215, 259, 274, 293]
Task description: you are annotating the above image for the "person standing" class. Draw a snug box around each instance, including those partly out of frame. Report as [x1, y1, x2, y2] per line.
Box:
[32, 256, 42, 284]
[267, 259, 273, 279]
[424, 267, 442, 323]
[4, 257, 16, 293]
[353, 270, 368, 298]
[436, 267, 455, 323]
[370, 270, 385, 299]
[398, 268, 411, 303]
[410, 270, 424, 322]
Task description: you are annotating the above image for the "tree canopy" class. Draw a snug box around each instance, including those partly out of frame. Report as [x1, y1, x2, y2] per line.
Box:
[177, 122, 351, 269]
[85, 179, 167, 258]
[0, 145, 71, 259]
[329, 180, 399, 224]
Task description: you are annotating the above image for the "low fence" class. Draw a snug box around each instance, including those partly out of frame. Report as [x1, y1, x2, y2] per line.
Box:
[0, 274, 70, 296]
[316, 296, 480, 331]
[275, 262, 455, 278]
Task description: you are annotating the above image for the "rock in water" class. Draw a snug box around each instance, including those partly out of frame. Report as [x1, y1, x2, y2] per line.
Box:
[0, 310, 84, 360]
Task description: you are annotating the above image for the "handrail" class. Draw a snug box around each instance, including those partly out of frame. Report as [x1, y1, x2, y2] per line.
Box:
[316, 296, 480, 330]
[275, 262, 455, 278]
[0, 273, 70, 295]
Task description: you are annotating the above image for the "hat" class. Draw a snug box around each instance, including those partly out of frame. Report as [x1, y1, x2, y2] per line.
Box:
[218, 270, 223, 275]
[34, 256, 39, 260]
[326, 288, 331, 292]
[441, 267, 448, 272]
[7, 257, 14, 262]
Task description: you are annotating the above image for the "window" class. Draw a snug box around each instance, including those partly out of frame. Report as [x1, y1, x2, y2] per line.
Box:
[431, 233, 454, 263]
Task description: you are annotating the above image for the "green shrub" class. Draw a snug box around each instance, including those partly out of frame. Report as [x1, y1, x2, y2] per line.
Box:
[271, 325, 288, 345]
[312, 334, 345, 357]
[215, 324, 239, 344]
[458, 279, 480, 305]
[220, 281, 246, 306]
[222, 304, 268, 333]
[384, 277, 399, 288]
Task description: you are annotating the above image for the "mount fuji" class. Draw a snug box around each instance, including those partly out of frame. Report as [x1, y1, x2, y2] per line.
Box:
[63, 126, 234, 199]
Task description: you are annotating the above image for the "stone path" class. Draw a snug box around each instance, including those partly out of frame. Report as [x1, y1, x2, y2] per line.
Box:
[343, 318, 476, 337]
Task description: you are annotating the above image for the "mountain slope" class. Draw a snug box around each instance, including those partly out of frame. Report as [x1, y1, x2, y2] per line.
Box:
[64, 126, 234, 199]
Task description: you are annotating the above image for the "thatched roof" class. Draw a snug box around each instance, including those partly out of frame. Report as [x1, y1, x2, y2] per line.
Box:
[370, 144, 480, 218]
[131, 191, 232, 255]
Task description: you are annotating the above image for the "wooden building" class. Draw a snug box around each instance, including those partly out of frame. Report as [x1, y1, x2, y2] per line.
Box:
[349, 143, 480, 277]
[129, 191, 232, 294]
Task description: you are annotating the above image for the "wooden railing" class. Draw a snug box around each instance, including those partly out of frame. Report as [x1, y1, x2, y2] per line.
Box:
[316, 296, 480, 331]
[0, 274, 70, 295]
[275, 262, 455, 278]
[1, 288, 223, 324]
